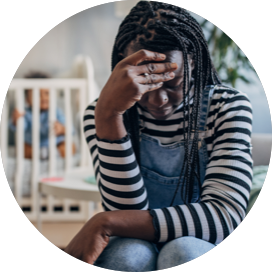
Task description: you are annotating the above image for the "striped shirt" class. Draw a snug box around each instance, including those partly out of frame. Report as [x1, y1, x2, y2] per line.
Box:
[83, 85, 253, 244]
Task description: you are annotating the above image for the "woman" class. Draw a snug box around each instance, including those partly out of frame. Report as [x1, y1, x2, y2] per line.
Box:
[65, 1, 253, 270]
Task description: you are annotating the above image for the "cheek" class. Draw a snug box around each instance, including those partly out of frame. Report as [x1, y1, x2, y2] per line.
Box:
[138, 92, 148, 107]
[168, 91, 184, 106]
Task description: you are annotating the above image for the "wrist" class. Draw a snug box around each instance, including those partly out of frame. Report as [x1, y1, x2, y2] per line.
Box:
[95, 98, 122, 121]
[95, 101, 126, 141]
[100, 210, 156, 242]
[89, 212, 113, 237]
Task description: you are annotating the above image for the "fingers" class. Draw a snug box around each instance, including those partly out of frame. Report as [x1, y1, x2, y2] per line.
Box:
[135, 62, 178, 75]
[123, 49, 166, 66]
[121, 49, 178, 75]
[136, 71, 175, 85]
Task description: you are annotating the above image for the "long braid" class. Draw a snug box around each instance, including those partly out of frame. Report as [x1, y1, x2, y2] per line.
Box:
[111, 1, 221, 204]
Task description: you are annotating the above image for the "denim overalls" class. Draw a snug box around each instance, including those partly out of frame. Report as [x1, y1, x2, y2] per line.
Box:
[94, 86, 217, 270]
[140, 85, 216, 209]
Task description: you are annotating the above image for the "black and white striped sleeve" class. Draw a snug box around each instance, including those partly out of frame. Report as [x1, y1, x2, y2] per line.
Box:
[150, 88, 253, 244]
[83, 100, 149, 211]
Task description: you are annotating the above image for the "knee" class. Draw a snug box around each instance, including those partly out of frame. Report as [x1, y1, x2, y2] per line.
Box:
[95, 237, 157, 272]
[157, 236, 215, 270]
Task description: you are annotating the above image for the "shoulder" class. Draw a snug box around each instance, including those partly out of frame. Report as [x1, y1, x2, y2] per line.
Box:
[211, 84, 251, 105]
[205, 84, 253, 133]
[209, 84, 252, 114]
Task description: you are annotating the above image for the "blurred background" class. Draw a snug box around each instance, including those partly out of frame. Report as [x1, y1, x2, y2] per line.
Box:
[13, 0, 271, 134]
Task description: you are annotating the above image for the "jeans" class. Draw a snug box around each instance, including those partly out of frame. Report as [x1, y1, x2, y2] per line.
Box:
[94, 236, 215, 271]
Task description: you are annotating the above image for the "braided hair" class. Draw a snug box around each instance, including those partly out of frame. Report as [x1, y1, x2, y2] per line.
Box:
[111, 1, 221, 204]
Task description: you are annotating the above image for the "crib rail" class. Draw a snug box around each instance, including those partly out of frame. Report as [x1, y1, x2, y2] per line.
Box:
[2, 78, 95, 222]
[8, 78, 90, 168]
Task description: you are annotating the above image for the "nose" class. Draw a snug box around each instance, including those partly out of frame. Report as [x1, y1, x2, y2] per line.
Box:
[147, 89, 168, 108]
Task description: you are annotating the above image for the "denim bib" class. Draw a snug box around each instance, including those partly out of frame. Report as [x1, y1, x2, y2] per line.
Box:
[140, 86, 215, 209]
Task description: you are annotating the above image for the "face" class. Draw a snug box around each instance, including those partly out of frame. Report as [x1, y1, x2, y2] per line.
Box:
[26, 88, 50, 110]
[124, 44, 195, 120]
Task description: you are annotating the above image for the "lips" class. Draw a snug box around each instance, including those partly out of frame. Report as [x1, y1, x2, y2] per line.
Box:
[148, 107, 172, 118]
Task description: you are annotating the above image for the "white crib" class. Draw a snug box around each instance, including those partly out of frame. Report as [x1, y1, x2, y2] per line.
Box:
[1, 55, 101, 222]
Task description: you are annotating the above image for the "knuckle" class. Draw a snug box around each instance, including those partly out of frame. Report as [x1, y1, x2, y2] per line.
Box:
[147, 63, 155, 73]
[164, 63, 171, 70]
[132, 77, 139, 86]
[164, 72, 170, 80]
[148, 84, 156, 91]
[140, 49, 149, 57]
[123, 68, 133, 79]
[150, 74, 156, 83]
[153, 52, 159, 60]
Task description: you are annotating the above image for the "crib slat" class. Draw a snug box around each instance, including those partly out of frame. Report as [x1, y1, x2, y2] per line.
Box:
[8, 77, 98, 223]
[49, 88, 56, 176]
[31, 88, 40, 214]
[64, 87, 72, 171]
[14, 88, 25, 205]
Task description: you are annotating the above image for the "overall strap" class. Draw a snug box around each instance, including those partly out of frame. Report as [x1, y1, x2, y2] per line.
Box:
[198, 85, 217, 132]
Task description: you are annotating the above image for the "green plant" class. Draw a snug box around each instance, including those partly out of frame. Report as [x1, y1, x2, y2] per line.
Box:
[201, 19, 256, 87]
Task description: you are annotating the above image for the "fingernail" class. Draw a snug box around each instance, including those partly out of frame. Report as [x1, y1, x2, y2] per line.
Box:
[169, 72, 175, 77]
[171, 63, 178, 69]
[160, 54, 166, 59]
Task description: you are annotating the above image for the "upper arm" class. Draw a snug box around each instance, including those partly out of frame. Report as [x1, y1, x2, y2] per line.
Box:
[203, 89, 253, 223]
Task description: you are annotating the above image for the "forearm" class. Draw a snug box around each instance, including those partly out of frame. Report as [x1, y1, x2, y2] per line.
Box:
[84, 102, 148, 211]
[97, 210, 156, 242]
[64, 209, 156, 264]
